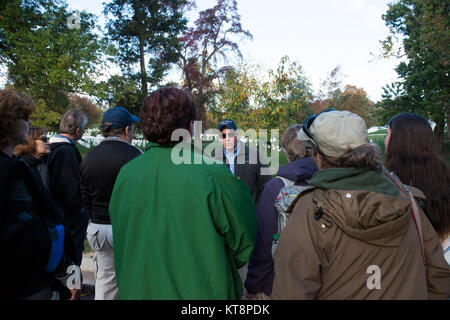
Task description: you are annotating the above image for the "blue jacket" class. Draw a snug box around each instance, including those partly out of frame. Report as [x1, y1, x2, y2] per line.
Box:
[244, 156, 318, 296]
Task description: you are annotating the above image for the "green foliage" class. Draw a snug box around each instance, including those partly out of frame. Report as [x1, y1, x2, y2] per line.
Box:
[104, 0, 190, 97]
[0, 0, 107, 117]
[215, 56, 313, 132]
[30, 100, 61, 131]
[311, 66, 379, 127]
[378, 0, 449, 148]
[96, 74, 144, 116]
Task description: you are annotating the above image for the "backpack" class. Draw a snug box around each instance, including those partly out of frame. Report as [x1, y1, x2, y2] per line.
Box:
[272, 176, 313, 257]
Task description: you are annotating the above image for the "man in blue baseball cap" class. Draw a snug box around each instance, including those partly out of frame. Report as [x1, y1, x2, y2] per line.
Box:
[214, 117, 272, 299]
[80, 106, 142, 300]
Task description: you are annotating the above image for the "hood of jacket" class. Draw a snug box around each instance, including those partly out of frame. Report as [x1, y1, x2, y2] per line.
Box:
[277, 157, 318, 183]
[308, 167, 411, 247]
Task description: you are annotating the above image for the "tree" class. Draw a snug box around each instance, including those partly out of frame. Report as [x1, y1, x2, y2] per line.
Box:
[310, 67, 378, 127]
[0, 0, 107, 121]
[380, 0, 449, 151]
[97, 74, 144, 117]
[177, 0, 252, 125]
[68, 94, 102, 127]
[216, 56, 313, 131]
[103, 0, 190, 98]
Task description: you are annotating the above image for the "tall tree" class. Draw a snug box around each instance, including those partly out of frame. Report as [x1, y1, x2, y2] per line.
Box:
[104, 0, 190, 98]
[380, 0, 449, 151]
[310, 66, 378, 127]
[177, 0, 252, 125]
[0, 0, 107, 129]
[0, 1, 105, 108]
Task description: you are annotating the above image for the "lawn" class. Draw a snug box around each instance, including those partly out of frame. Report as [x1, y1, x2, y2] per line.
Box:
[77, 134, 450, 170]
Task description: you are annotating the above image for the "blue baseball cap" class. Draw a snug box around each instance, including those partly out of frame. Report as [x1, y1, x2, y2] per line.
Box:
[102, 107, 139, 129]
[218, 119, 237, 131]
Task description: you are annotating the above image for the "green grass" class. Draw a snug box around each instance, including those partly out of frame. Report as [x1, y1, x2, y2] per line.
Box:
[77, 136, 450, 169]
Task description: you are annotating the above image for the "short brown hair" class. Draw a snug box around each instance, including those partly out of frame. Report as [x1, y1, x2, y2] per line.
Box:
[313, 143, 382, 171]
[281, 124, 313, 162]
[100, 122, 129, 138]
[0, 89, 35, 145]
[13, 127, 48, 157]
[140, 87, 197, 145]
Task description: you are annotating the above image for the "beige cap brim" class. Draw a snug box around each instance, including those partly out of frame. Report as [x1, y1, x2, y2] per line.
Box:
[297, 128, 312, 142]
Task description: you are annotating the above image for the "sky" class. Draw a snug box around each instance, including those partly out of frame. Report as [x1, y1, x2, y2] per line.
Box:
[9, 0, 403, 102]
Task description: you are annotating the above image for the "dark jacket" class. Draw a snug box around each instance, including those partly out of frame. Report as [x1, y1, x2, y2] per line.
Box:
[47, 137, 83, 218]
[272, 167, 450, 299]
[245, 157, 318, 296]
[80, 138, 142, 224]
[213, 141, 271, 205]
[0, 151, 74, 299]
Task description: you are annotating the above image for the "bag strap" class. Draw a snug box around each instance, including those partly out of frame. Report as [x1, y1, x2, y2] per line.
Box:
[404, 185, 425, 266]
[382, 168, 425, 265]
[276, 176, 295, 188]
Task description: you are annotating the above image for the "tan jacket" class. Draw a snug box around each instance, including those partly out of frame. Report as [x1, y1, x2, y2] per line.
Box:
[272, 182, 450, 299]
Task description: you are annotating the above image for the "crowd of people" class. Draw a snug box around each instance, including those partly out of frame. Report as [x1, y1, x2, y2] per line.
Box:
[0, 86, 449, 300]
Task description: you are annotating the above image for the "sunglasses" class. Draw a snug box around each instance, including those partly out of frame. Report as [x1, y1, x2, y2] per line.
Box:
[302, 108, 336, 142]
[37, 136, 49, 142]
[221, 132, 236, 139]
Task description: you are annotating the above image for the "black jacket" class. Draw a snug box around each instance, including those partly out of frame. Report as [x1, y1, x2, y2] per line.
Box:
[80, 138, 142, 224]
[213, 141, 271, 205]
[47, 139, 83, 218]
[0, 151, 75, 299]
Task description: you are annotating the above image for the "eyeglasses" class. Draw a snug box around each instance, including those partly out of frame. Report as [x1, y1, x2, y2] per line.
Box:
[221, 132, 235, 139]
[302, 108, 336, 143]
[37, 136, 49, 142]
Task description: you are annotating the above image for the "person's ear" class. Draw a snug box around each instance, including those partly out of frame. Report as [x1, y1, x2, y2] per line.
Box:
[313, 152, 323, 169]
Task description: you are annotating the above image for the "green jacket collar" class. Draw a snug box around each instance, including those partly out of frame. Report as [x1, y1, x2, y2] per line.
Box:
[308, 167, 399, 196]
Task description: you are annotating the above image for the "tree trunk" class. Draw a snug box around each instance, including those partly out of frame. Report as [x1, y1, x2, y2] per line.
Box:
[139, 34, 148, 97]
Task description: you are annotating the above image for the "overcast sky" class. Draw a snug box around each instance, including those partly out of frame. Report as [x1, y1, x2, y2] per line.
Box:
[3, 0, 403, 102]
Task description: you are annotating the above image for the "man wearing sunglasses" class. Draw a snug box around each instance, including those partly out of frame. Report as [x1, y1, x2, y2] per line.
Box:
[215, 119, 271, 206]
[214, 118, 272, 299]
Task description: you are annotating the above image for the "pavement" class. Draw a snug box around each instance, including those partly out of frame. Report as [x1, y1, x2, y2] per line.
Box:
[80, 252, 95, 300]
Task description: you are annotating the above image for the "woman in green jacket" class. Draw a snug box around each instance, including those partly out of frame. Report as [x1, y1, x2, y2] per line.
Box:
[109, 87, 257, 300]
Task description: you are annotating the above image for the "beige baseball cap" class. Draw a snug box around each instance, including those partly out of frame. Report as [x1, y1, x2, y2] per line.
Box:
[300, 110, 369, 158]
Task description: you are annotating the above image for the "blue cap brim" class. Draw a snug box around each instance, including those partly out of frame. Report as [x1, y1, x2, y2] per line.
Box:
[131, 115, 139, 122]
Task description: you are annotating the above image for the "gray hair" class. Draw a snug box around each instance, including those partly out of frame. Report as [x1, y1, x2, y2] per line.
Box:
[60, 108, 88, 135]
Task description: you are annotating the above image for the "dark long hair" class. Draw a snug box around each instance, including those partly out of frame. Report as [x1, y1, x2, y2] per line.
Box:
[385, 112, 450, 241]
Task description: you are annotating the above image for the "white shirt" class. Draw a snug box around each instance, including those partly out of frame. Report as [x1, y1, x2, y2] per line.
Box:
[224, 141, 241, 175]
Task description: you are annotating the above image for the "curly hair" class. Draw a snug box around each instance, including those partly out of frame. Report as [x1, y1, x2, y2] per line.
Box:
[140, 87, 197, 145]
[385, 112, 450, 241]
[313, 143, 382, 172]
[13, 127, 48, 157]
[0, 89, 35, 146]
[282, 124, 313, 162]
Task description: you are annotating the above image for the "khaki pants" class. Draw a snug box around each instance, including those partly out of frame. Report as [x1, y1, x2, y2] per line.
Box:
[86, 222, 119, 300]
